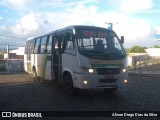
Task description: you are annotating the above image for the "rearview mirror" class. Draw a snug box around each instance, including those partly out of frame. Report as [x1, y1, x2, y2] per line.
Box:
[120, 36, 124, 44]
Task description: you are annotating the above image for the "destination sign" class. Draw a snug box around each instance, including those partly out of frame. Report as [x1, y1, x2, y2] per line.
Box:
[83, 31, 107, 38]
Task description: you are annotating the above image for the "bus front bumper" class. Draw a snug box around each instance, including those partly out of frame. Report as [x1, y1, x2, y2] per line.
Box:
[74, 72, 128, 89]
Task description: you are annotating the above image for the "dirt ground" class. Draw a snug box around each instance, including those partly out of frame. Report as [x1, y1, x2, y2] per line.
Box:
[0, 72, 33, 84]
[141, 63, 160, 71]
[129, 60, 160, 72]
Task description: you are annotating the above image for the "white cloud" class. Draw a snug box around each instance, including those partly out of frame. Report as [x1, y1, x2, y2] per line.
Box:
[38, 5, 153, 48]
[34, 4, 100, 29]
[0, 1, 157, 47]
[120, 0, 153, 13]
[19, 13, 39, 31]
[0, 0, 29, 11]
[116, 16, 151, 37]
[110, 14, 153, 47]
[8, 13, 39, 37]
[7, 0, 26, 5]
[0, 26, 8, 36]
[0, 0, 101, 12]
[63, 0, 101, 7]
[154, 26, 160, 34]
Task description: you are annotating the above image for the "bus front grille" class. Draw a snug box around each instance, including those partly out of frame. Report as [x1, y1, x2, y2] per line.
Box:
[96, 68, 121, 75]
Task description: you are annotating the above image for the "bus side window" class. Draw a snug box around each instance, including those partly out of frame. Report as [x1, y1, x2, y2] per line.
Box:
[67, 41, 74, 49]
[26, 40, 32, 61]
[53, 36, 58, 54]
[34, 38, 41, 53]
[40, 36, 47, 53]
[64, 33, 76, 55]
[53, 35, 64, 54]
[47, 35, 52, 54]
[31, 39, 35, 54]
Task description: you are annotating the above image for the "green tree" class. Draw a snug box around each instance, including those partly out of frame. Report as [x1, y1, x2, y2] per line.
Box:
[143, 47, 147, 49]
[125, 48, 130, 55]
[129, 46, 146, 53]
[154, 45, 160, 48]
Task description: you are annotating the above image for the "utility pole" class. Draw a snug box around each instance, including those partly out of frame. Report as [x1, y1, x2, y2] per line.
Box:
[0, 44, 17, 59]
[7, 44, 9, 59]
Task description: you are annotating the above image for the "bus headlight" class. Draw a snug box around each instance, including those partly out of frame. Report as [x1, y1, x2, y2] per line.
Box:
[124, 79, 128, 83]
[80, 67, 94, 74]
[88, 69, 94, 73]
[83, 80, 88, 84]
[122, 68, 126, 72]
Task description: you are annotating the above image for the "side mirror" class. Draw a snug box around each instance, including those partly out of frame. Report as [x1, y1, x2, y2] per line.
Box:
[120, 36, 124, 44]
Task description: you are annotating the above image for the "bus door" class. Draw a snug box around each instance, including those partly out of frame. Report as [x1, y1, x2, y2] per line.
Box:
[52, 36, 62, 82]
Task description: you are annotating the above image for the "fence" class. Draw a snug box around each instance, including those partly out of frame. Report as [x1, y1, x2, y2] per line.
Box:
[128, 55, 160, 74]
[0, 44, 24, 73]
[0, 59, 24, 73]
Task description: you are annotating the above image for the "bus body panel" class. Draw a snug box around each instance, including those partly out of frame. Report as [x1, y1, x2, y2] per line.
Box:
[71, 54, 128, 89]
[45, 60, 52, 80]
[62, 54, 80, 87]
[32, 54, 51, 80]
[24, 25, 128, 90]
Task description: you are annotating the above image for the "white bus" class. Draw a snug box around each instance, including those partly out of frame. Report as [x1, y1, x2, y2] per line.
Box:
[24, 25, 128, 94]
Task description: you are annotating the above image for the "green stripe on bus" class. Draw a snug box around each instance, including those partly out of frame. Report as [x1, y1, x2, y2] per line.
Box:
[91, 64, 123, 68]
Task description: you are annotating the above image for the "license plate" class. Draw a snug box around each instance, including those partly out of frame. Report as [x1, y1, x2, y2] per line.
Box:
[99, 76, 117, 83]
[105, 76, 114, 79]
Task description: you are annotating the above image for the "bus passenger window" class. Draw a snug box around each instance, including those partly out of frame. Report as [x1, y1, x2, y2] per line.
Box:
[25, 42, 28, 54]
[66, 41, 74, 49]
[40, 36, 47, 53]
[47, 35, 52, 54]
[53, 38, 59, 54]
[64, 41, 76, 55]
[34, 38, 41, 53]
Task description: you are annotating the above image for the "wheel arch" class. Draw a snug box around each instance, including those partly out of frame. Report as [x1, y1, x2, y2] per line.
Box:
[62, 68, 75, 86]
[62, 71, 73, 81]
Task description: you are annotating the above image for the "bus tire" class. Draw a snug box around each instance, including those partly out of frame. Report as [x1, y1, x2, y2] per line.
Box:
[63, 74, 79, 95]
[103, 88, 117, 94]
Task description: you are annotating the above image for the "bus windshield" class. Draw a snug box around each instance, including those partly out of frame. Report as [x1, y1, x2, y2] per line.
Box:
[77, 30, 126, 59]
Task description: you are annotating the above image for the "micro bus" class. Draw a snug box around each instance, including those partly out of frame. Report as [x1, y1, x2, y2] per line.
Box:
[24, 25, 128, 94]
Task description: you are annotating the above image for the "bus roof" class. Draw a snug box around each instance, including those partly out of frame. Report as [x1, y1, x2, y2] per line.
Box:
[27, 25, 113, 40]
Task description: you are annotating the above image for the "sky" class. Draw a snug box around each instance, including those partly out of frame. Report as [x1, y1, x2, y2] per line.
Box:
[0, 0, 160, 48]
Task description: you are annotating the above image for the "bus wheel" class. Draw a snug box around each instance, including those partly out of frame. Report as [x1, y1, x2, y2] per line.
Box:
[103, 88, 117, 94]
[63, 74, 79, 95]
